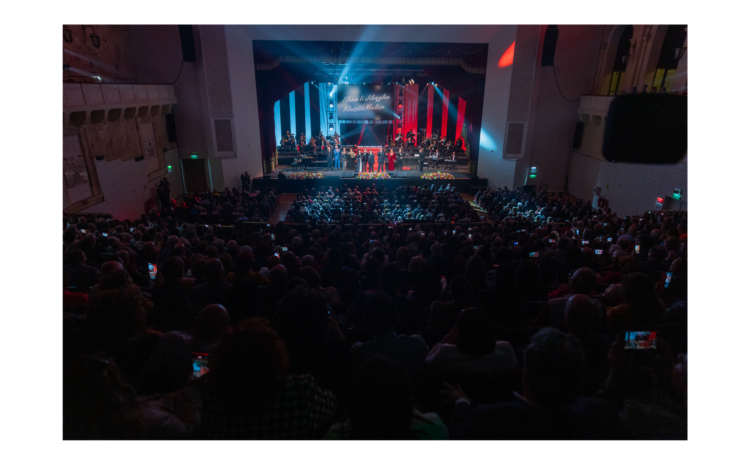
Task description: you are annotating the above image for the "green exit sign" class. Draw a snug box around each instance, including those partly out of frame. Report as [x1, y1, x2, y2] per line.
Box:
[529, 174, 536, 178]
[672, 193, 682, 200]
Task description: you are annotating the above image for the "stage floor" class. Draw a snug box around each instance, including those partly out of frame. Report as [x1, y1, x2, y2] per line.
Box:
[272, 164, 471, 180]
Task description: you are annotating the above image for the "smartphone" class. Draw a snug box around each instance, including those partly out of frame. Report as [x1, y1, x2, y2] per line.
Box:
[576, 229, 580, 235]
[664, 272, 673, 288]
[468, 234, 473, 239]
[581, 240, 589, 245]
[513, 242, 518, 246]
[622, 331, 657, 350]
[80, 229, 87, 234]
[148, 263, 157, 280]
[474, 246, 478, 250]
[452, 230, 456, 234]
[130, 227, 134, 233]
[192, 352, 210, 378]
[548, 239, 556, 243]
[271, 234, 275, 240]
[529, 251, 539, 258]
[204, 224, 208, 228]
[102, 233, 108, 237]
[267, 224, 271, 227]
[607, 237, 613, 243]
[274, 252, 279, 258]
[282, 247, 288, 252]
[595, 249, 603, 255]
[604, 223, 608, 226]
[635, 245, 641, 253]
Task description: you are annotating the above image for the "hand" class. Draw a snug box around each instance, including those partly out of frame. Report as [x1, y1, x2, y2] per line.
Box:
[438, 382, 470, 404]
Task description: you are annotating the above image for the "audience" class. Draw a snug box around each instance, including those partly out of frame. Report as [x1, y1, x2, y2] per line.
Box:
[62, 186, 687, 440]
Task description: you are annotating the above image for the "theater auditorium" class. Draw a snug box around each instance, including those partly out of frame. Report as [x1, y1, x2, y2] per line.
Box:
[62, 24, 688, 440]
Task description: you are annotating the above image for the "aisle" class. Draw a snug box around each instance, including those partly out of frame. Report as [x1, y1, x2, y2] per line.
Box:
[270, 194, 296, 223]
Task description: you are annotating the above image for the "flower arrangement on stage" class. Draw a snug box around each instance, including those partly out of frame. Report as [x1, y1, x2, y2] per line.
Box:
[420, 172, 455, 180]
[356, 172, 390, 180]
[288, 171, 326, 180]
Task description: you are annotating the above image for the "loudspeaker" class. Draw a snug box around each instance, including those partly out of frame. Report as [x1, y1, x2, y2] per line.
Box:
[573, 121, 584, 149]
[541, 26, 559, 67]
[165, 113, 178, 142]
[178, 25, 197, 62]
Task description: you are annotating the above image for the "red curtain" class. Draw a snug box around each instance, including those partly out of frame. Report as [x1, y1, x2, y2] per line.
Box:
[455, 97, 466, 146]
[404, 84, 419, 145]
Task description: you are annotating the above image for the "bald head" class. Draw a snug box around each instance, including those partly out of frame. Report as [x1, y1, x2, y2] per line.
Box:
[193, 304, 230, 343]
[570, 267, 597, 294]
[100, 261, 123, 275]
[564, 294, 599, 335]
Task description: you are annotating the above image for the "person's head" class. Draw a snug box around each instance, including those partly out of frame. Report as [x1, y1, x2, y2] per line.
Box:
[456, 308, 496, 358]
[564, 294, 600, 336]
[379, 263, 403, 294]
[464, 255, 487, 290]
[269, 264, 288, 287]
[277, 287, 330, 352]
[365, 291, 398, 335]
[137, 332, 193, 395]
[347, 356, 414, 440]
[205, 258, 225, 285]
[569, 267, 598, 294]
[193, 304, 230, 344]
[67, 248, 86, 265]
[160, 256, 184, 280]
[87, 288, 147, 352]
[209, 318, 289, 406]
[408, 255, 426, 273]
[63, 355, 140, 439]
[523, 328, 586, 409]
[621, 272, 662, 324]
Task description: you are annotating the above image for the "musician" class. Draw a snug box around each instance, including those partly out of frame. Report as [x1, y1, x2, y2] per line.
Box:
[367, 150, 375, 172]
[406, 129, 415, 146]
[418, 147, 426, 172]
[377, 148, 385, 172]
[300, 133, 306, 146]
[347, 148, 356, 171]
[397, 148, 405, 171]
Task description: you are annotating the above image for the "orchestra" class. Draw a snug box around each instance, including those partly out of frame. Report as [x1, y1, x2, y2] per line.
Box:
[280, 128, 464, 173]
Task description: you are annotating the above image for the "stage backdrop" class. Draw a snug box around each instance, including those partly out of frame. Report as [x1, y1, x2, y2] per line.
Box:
[337, 84, 393, 120]
[340, 123, 389, 146]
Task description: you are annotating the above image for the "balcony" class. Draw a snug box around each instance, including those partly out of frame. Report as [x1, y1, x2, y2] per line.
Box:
[63, 83, 177, 114]
[577, 95, 615, 126]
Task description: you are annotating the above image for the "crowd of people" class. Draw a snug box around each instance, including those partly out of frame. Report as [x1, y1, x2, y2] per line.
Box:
[284, 184, 479, 224]
[62, 183, 687, 440]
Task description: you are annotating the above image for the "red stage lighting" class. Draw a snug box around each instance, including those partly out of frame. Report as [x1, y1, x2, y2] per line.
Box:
[498, 42, 515, 68]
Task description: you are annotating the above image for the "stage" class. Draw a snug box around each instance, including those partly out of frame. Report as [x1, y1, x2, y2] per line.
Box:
[253, 163, 487, 193]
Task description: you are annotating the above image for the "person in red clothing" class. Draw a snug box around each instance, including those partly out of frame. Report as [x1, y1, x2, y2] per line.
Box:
[62, 269, 89, 313]
[387, 149, 396, 171]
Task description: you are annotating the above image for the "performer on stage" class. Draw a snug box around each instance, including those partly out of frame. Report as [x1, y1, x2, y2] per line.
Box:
[367, 150, 375, 172]
[397, 148, 405, 171]
[356, 149, 364, 173]
[377, 147, 385, 172]
[387, 149, 396, 171]
[418, 147, 426, 172]
[327, 146, 335, 171]
[347, 148, 356, 171]
[406, 129, 415, 146]
[334, 144, 341, 170]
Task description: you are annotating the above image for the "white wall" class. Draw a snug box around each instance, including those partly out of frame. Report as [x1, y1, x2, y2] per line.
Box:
[568, 152, 687, 216]
[519, 25, 604, 191]
[81, 148, 184, 220]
